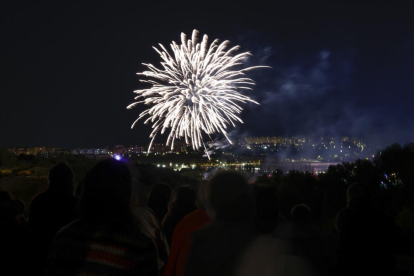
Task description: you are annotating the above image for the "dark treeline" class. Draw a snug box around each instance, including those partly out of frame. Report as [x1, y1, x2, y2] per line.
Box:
[0, 150, 203, 187]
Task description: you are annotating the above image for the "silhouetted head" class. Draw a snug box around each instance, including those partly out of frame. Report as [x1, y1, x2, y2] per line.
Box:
[207, 171, 256, 221]
[168, 186, 196, 214]
[48, 162, 74, 193]
[347, 183, 373, 209]
[80, 159, 132, 222]
[254, 186, 279, 233]
[291, 204, 311, 224]
[147, 182, 172, 220]
[0, 191, 25, 219]
[131, 179, 148, 207]
[195, 180, 209, 211]
[74, 179, 84, 198]
[148, 182, 171, 206]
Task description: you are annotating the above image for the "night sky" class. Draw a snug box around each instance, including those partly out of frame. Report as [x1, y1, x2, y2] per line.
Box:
[1, 1, 413, 149]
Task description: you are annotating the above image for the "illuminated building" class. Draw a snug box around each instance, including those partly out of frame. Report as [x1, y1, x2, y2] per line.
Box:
[260, 161, 341, 174]
[34, 146, 47, 155]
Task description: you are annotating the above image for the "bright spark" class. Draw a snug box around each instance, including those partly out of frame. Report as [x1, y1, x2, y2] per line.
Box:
[127, 29, 268, 158]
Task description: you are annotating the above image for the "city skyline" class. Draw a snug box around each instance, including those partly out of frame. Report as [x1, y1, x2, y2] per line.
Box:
[4, 134, 367, 149]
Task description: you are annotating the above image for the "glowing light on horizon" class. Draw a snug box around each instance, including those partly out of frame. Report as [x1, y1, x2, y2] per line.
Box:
[127, 29, 268, 158]
[114, 154, 121, 161]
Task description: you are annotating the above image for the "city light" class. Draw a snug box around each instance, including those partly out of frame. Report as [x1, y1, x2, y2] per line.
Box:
[114, 154, 121, 161]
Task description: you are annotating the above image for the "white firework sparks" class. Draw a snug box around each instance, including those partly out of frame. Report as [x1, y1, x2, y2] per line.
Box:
[127, 29, 267, 158]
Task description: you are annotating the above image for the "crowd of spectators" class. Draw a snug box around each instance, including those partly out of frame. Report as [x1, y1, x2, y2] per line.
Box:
[0, 159, 400, 275]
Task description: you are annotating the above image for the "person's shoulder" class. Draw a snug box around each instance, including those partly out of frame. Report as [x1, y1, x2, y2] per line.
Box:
[369, 207, 395, 229]
[191, 220, 221, 241]
[29, 191, 49, 210]
[161, 211, 172, 224]
[56, 219, 155, 248]
[335, 207, 353, 232]
[31, 190, 47, 202]
[336, 208, 346, 221]
[337, 206, 352, 215]
[113, 222, 156, 246]
[115, 225, 158, 256]
[67, 195, 79, 206]
[246, 235, 288, 253]
[186, 209, 210, 221]
[173, 212, 196, 236]
[177, 209, 201, 225]
[55, 218, 85, 236]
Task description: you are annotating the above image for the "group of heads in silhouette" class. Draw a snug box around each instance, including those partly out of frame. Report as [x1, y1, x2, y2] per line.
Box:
[0, 158, 398, 275]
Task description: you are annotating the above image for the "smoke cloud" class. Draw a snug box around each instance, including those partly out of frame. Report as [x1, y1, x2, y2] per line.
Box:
[229, 33, 414, 147]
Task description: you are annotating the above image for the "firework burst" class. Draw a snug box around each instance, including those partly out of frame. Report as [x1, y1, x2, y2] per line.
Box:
[127, 29, 267, 157]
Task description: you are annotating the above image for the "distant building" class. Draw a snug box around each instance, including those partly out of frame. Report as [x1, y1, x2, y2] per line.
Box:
[151, 143, 168, 154]
[260, 161, 340, 174]
[34, 146, 47, 155]
[297, 137, 307, 144]
[72, 148, 110, 160]
[46, 148, 70, 157]
[27, 148, 34, 155]
[127, 145, 145, 154]
[245, 136, 295, 146]
[112, 145, 126, 155]
[16, 148, 26, 156]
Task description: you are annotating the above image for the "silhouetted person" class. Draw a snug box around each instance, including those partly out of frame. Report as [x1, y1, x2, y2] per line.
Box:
[46, 159, 159, 276]
[0, 191, 30, 275]
[237, 204, 323, 276]
[184, 171, 257, 276]
[253, 185, 279, 233]
[148, 182, 172, 222]
[29, 162, 79, 272]
[131, 179, 169, 270]
[74, 179, 84, 198]
[290, 204, 326, 275]
[162, 186, 197, 246]
[291, 203, 311, 224]
[131, 178, 149, 207]
[335, 183, 397, 275]
[164, 181, 211, 276]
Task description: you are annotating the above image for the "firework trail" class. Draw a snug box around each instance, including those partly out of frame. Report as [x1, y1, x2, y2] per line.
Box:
[127, 29, 267, 158]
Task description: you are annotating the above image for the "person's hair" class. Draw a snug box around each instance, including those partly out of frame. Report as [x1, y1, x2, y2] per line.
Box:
[79, 159, 132, 222]
[0, 190, 11, 201]
[0, 191, 25, 218]
[148, 182, 172, 206]
[131, 179, 148, 207]
[132, 207, 162, 242]
[168, 186, 196, 214]
[74, 179, 84, 198]
[291, 204, 311, 224]
[208, 171, 256, 221]
[48, 162, 74, 192]
[147, 182, 172, 221]
[347, 182, 373, 209]
[254, 186, 279, 233]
